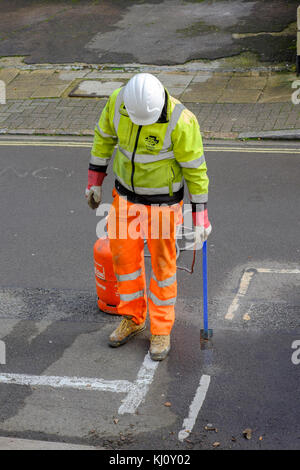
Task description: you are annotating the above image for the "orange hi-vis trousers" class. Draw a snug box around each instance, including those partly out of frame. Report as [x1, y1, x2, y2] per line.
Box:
[107, 189, 182, 335]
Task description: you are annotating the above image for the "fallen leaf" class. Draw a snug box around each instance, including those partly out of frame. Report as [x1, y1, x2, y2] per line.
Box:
[243, 428, 252, 440]
[164, 402, 171, 407]
[259, 436, 263, 441]
[113, 418, 119, 424]
[212, 442, 220, 448]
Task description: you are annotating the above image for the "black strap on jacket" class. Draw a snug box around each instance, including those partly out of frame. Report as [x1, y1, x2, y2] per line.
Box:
[115, 179, 184, 206]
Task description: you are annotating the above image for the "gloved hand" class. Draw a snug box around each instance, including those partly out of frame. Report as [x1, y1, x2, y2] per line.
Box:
[192, 206, 212, 249]
[85, 169, 106, 210]
[86, 185, 102, 209]
[194, 224, 212, 244]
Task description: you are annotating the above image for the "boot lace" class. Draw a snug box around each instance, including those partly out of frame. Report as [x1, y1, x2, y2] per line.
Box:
[116, 318, 133, 335]
[151, 335, 168, 347]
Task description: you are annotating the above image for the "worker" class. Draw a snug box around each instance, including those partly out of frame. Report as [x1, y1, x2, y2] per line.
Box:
[86, 73, 211, 361]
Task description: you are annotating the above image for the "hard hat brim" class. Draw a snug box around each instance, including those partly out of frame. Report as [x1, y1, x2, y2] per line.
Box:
[127, 109, 162, 126]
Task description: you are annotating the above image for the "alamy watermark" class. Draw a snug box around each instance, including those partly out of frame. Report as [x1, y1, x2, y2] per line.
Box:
[95, 200, 203, 250]
[0, 340, 6, 365]
[0, 80, 6, 105]
[291, 340, 300, 365]
[291, 80, 300, 105]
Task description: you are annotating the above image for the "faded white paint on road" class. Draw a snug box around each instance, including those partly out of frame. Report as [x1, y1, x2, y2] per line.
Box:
[118, 352, 159, 414]
[178, 374, 211, 442]
[225, 270, 254, 320]
[0, 352, 159, 415]
[225, 267, 300, 321]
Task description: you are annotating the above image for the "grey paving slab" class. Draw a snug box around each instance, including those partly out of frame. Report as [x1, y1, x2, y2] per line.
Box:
[0, 436, 99, 450]
[0, 94, 299, 138]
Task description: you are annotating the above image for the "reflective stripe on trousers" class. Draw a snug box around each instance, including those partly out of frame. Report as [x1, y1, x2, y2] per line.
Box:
[107, 188, 181, 335]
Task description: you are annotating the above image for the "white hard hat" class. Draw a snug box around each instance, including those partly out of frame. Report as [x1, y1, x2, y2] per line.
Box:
[123, 73, 165, 126]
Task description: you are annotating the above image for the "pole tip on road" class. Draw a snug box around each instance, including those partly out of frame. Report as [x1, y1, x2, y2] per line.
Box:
[200, 328, 213, 350]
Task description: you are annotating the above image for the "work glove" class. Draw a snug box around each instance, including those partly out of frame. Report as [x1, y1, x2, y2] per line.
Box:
[192, 205, 212, 249]
[85, 169, 106, 210]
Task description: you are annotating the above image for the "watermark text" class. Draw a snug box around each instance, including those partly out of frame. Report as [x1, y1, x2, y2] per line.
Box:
[291, 340, 300, 365]
[0, 340, 6, 365]
[0, 80, 6, 105]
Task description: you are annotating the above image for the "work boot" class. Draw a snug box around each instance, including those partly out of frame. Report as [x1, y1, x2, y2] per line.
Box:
[109, 316, 146, 347]
[150, 335, 170, 361]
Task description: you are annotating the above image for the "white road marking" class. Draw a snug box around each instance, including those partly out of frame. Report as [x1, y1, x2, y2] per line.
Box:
[243, 313, 251, 321]
[225, 267, 300, 321]
[225, 270, 254, 320]
[0, 168, 28, 177]
[0, 352, 160, 415]
[0, 372, 132, 393]
[118, 352, 159, 415]
[178, 374, 211, 442]
[257, 268, 300, 274]
[0, 167, 73, 179]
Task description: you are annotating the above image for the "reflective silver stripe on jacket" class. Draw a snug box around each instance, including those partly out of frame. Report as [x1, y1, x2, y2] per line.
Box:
[148, 291, 176, 306]
[115, 174, 184, 195]
[119, 146, 175, 164]
[151, 272, 176, 288]
[90, 154, 111, 166]
[113, 87, 125, 133]
[179, 154, 205, 169]
[119, 290, 144, 302]
[189, 193, 208, 203]
[162, 102, 185, 150]
[96, 123, 117, 140]
[116, 269, 142, 282]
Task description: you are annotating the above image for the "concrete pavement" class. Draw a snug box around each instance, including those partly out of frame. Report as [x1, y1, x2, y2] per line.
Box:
[0, 60, 299, 139]
[0, 436, 99, 450]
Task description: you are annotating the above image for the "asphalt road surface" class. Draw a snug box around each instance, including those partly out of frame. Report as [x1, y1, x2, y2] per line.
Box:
[0, 0, 297, 65]
[0, 136, 299, 450]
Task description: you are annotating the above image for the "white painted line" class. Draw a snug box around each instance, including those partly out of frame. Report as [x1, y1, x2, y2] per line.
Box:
[243, 313, 251, 321]
[225, 266, 300, 321]
[0, 352, 160, 415]
[225, 270, 254, 320]
[118, 352, 159, 415]
[0, 372, 132, 394]
[178, 374, 211, 442]
[257, 268, 300, 274]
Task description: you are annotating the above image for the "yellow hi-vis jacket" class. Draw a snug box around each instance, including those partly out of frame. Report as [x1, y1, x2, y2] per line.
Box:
[90, 87, 209, 204]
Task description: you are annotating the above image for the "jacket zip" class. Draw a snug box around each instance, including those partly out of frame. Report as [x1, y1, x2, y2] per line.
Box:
[131, 125, 142, 192]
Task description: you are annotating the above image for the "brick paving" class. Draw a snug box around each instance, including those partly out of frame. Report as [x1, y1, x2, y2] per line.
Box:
[0, 98, 299, 138]
[0, 68, 299, 138]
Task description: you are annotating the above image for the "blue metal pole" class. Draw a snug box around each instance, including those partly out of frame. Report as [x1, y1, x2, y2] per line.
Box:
[202, 240, 208, 333]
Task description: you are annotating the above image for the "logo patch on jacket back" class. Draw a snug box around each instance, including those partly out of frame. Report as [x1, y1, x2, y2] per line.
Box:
[145, 135, 159, 149]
